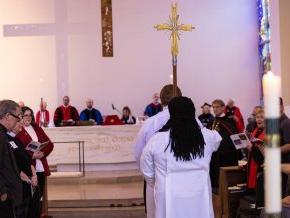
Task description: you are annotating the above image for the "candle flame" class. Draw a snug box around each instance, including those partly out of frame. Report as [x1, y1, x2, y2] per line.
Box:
[267, 71, 274, 77]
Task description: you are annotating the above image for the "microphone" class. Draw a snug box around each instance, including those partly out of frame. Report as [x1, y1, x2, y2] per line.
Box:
[111, 104, 122, 115]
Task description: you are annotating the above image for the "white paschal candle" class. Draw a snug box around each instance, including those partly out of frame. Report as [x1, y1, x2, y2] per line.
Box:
[262, 71, 281, 118]
[262, 71, 282, 214]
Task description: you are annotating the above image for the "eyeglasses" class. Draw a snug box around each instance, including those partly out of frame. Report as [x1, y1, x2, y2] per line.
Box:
[9, 113, 23, 122]
[23, 114, 32, 117]
[212, 106, 222, 109]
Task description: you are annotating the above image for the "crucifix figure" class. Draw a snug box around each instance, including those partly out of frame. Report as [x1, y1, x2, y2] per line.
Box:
[154, 3, 194, 96]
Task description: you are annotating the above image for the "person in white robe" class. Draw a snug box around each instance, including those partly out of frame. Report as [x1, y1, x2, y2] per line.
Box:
[134, 84, 182, 218]
[134, 85, 203, 218]
[141, 96, 222, 218]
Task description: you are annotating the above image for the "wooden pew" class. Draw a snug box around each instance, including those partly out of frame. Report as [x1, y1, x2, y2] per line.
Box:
[213, 166, 246, 218]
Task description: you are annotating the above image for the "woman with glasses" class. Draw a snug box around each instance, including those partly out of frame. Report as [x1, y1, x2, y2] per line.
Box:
[16, 106, 54, 216]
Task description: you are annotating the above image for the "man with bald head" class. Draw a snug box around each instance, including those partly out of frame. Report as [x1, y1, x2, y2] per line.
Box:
[143, 93, 162, 118]
[80, 99, 103, 125]
[225, 98, 244, 133]
[53, 96, 79, 127]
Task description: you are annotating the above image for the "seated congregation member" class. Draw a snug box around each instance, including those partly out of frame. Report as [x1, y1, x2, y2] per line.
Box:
[16, 106, 54, 207]
[207, 99, 239, 188]
[7, 120, 39, 218]
[144, 93, 162, 118]
[35, 101, 50, 127]
[141, 97, 222, 218]
[121, 106, 136, 124]
[225, 98, 245, 133]
[0, 100, 23, 218]
[198, 102, 214, 127]
[80, 98, 103, 125]
[246, 109, 265, 193]
[53, 96, 79, 127]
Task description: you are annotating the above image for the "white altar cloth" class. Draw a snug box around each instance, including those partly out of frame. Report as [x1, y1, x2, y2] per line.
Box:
[44, 125, 141, 171]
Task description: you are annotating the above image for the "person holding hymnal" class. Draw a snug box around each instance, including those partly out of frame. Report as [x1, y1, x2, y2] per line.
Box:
[16, 106, 54, 214]
[246, 109, 265, 193]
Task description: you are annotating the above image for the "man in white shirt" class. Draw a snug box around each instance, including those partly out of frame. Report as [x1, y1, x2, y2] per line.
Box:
[134, 84, 182, 218]
[135, 85, 204, 217]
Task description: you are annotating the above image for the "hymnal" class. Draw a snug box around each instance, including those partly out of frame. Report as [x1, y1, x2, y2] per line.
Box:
[230, 133, 251, 150]
[27, 141, 49, 152]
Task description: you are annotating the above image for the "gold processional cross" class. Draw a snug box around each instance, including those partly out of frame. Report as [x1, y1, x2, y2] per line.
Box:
[154, 3, 195, 96]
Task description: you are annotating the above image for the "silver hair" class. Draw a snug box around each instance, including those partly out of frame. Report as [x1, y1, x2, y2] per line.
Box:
[0, 100, 19, 119]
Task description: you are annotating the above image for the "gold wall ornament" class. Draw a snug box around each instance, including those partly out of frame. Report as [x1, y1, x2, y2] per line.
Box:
[101, 0, 113, 57]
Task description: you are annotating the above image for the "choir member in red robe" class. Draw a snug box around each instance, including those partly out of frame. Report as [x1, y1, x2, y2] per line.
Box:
[225, 99, 245, 133]
[247, 109, 265, 191]
[35, 101, 50, 127]
[53, 96, 79, 127]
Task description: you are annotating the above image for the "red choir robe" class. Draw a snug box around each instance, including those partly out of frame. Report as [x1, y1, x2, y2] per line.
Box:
[247, 127, 265, 190]
[16, 124, 54, 176]
[35, 110, 50, 127]
[53, 105, 79, 127]
[225, 106, 245, 133]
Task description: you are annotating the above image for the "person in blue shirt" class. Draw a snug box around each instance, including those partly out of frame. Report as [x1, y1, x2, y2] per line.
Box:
[80, 99, 103, 125]
[144, 93, 162, 117]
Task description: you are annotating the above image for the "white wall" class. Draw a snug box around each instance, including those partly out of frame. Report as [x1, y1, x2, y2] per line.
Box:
[0, 0, 260, 119]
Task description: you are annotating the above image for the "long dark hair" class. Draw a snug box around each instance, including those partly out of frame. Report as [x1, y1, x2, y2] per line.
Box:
[22, 106, 36, 126]
[160, 96, 205, 161]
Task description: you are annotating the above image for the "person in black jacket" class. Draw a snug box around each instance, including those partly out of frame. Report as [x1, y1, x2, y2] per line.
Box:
[207, 99, 239, 189]
[0, 100, 23, 218]
[7, 120, 39, 218]
[198, 102, 214, 127]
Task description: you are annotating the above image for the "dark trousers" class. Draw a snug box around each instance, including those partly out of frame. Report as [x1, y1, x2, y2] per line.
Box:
[27, 186, 41, 218]
[37, 172, 45, 200]
[143, 180, 147, 213]
[14, 196, 30, 218]
[14, 181, 32, 218]
[0, 198, 15, 218]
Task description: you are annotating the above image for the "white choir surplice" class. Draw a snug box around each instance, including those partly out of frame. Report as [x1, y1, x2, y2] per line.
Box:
[140, 128, 222, 218]
[134, 107, 203, 218]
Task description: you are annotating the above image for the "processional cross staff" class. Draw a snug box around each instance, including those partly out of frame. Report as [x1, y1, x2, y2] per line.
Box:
[154, 3, 195, 96]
